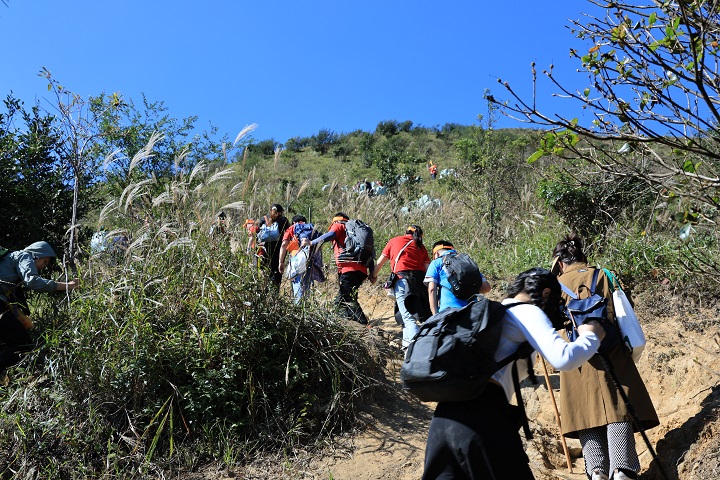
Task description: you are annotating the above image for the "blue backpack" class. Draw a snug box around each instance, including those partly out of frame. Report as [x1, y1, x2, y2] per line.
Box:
[561, 268, 620, 351]
[258, 215, 280, 243]
[293, 222, 321, 242]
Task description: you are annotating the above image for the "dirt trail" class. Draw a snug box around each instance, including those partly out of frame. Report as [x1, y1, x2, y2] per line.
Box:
[198, 284, 720, 479]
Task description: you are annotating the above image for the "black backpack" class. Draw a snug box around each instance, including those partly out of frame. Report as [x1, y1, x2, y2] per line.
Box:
[401, 298, 535, 437]
[442, 252, 483, 301]
[337, 219, 375, 267]
[561, 267, 620, 351]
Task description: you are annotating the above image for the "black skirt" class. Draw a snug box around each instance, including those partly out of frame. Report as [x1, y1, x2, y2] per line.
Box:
[422, 383, 535, 480]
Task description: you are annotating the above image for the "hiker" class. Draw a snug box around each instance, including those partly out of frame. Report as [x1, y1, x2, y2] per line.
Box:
[424, 240, 491, 315]
[428, 161, 438, 180]
[242, 218, 259, 255]
[209, 210, 228, 236]
[371, 225, 431, 349]
[422, 268, 606, 480]
[552, 234, 658, 480]
[304, 212, 371, 325]
[256, 204, 290, 288]
[0, 242, 79, 376]
[278, 215, 325, 304]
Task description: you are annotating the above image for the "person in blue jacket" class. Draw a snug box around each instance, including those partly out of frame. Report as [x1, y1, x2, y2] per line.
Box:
[424, 240, 491, 315]
[0, 241, 78, 376]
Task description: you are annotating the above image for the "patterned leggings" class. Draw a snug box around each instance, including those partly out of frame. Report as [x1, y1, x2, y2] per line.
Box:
[579, 422, 640, 479]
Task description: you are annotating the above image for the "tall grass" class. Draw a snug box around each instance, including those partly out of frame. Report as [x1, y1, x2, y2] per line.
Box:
[0, 151, 385, 478]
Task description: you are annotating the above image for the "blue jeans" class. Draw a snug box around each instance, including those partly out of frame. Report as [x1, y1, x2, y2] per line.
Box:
[291, 273, 312, 304]
[394, 277, 419, 348]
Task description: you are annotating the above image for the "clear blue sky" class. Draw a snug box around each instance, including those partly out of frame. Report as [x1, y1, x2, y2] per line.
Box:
[2, 1, 599, 144]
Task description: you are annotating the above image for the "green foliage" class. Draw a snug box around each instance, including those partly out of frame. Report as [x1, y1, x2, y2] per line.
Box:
[537, 165, 653, 239]
[0, 95, 88, 249]
[252, 138, 279, 156]
[375, 120, 399, 137]
[309, 129, 338, 155]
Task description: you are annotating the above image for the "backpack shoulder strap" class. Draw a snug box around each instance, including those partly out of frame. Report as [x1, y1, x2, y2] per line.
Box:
[589, 267, 600, 294]
[392, 239, 415, 273]
[559, 281, 578, 299]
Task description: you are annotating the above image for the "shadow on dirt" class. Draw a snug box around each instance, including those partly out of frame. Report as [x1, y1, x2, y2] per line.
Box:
[642, 384, 720, 480]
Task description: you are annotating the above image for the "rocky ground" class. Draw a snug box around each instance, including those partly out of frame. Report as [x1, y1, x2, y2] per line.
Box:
[189, 282, 720, 480]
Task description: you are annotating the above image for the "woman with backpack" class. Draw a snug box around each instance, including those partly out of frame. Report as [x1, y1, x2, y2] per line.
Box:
[552, 234, 658, 480]
[371, 225, 431, 350]
[256, 204, 290, 289]
[422, 268, 606, 480]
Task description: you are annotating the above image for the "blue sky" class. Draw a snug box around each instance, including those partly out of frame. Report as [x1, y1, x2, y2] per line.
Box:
[2, 1, 600, 145]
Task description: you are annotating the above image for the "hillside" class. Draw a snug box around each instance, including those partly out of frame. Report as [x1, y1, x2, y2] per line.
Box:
[2, 116, 719, 479]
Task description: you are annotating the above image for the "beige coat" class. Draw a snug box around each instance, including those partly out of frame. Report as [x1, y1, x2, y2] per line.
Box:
[558, 263, 659, 438]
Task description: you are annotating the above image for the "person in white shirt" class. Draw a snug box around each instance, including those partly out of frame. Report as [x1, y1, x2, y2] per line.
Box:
[422, 267, 606, 480]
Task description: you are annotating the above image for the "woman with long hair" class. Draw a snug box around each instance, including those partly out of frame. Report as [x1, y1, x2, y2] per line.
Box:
[422, 268, 606, 479]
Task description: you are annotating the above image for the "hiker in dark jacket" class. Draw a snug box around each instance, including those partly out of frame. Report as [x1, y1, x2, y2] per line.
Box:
[256, 204, 290, 288]
[371, 225, 431, 349]
[423, 268, 605, 480]
[0, 241, 78, 375]
[553, 234, 658, 480]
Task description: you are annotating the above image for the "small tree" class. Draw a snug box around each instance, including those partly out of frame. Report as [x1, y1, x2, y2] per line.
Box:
[309, 128, 338, 154]
[490, 0, 720, 221]
[0, 95, 78, 248]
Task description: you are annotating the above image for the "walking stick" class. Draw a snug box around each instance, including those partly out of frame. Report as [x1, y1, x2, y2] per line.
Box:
[597, 352, 670, 480]
[538, 354, 573, 473]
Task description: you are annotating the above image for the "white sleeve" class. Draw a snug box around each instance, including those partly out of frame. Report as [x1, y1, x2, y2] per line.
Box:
[507, 304, 601, 371]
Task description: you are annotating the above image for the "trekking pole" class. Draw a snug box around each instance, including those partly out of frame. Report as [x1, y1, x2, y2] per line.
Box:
[538, 354, 573, 473]
[597, 352, 671, 480]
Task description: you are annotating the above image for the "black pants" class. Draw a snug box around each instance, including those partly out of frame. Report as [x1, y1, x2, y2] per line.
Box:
[259, 241, 283, 288]
[0, 308, 33, 372]
[335, 270, 368, 325]
[423, 383, 535, 480]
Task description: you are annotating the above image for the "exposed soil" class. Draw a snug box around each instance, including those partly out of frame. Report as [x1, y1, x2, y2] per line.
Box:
[190, 282, 720, 480]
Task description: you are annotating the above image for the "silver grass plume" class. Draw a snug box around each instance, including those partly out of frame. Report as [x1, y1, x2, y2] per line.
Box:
[152, 191, 173, 207]
[174, 146, 190, 171]
[102, 148, 123, 172]
[208, 166, 236, 184]
[220, 201, 246, 212]
[230, 182, 244, 195]
[189, 162, 209, 183]
[123, 178, 156, 212]
[234, 123, 258, 146]
[98, 200, 118, 228]
[273, 145, 283, 171]
[163, 237, 194, 253]
[129, 131, 164, 174]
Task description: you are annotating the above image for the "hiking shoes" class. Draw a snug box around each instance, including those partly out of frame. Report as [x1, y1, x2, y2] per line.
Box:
[591, 469, 609, 480]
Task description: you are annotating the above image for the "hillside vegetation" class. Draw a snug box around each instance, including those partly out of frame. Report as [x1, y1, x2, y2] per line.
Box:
[2, 100, 719, 478]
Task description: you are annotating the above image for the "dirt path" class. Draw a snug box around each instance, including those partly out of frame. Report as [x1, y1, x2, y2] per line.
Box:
[196, 285, 720, 479]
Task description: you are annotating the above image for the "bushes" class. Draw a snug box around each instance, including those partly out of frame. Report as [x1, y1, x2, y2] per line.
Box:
[0, 158, 385, 478]
[0, 234, 382, 478]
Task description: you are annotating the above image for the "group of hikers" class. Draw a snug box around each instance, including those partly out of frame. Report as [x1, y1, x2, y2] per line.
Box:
[241, 205, 657, 480]
[0, 204, 658, 480]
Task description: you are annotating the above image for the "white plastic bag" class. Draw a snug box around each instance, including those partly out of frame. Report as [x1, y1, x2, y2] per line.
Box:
[285, 247, 308, 279]
[613, 289, 646, 362]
